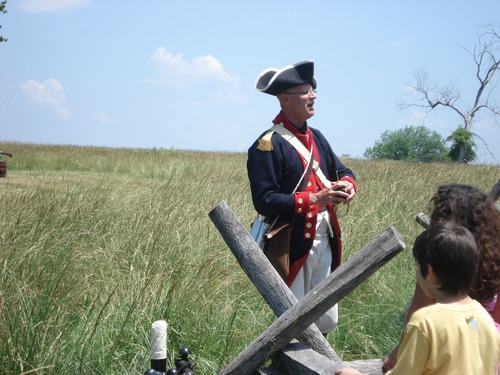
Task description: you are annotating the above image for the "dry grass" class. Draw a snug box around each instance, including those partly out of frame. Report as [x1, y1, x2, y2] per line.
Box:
[0, 142, 498, 374]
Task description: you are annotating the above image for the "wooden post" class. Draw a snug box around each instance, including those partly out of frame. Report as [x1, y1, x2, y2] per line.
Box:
[416, 212, 430, 229]
[209, 200, 340, 362]
[489, 179, 500, 201]
[0, 151, 12, 178]
[209, 201, 405, 375]
[0, 160, 6, 178]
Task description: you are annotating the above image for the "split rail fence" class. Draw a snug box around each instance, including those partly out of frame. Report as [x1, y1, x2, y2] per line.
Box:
[207, 179, 499, 375]
[209, 201, 405, 375]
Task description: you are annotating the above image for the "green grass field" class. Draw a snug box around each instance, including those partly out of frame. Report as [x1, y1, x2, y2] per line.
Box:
[0, 142, 498, 374]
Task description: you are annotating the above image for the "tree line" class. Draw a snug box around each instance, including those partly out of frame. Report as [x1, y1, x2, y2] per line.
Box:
[367, 23, 499, 164]
[364, 125, 476, 163]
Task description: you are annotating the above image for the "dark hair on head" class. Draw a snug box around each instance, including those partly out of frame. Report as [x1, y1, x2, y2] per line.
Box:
[429, 183, 500, 302]
[413, 222, 478, 295]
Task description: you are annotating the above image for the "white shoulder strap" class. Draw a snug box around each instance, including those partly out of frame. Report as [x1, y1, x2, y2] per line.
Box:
[271, 124, 332, 188]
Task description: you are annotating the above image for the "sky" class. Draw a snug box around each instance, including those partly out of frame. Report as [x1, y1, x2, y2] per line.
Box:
[1, 1, 500, 165]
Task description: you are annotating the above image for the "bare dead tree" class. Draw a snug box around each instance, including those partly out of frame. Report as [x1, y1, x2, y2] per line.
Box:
[398, 23, 500, 163]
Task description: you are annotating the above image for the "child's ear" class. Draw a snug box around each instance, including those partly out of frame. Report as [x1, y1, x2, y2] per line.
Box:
[426, 265, 439, 284]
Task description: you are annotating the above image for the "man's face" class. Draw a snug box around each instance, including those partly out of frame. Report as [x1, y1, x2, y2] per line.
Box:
[281, 84, 316, 124]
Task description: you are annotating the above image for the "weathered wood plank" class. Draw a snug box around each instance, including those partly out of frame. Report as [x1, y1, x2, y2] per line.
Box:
[344, 359, 385, 375]
[209, 200, 340, 363]
[275, 342, 384, 375]
[416, 212, 430, 229]
[211, 201, 405, 375]
[489, 179, 500, 201]
[277, 341, 339, 374]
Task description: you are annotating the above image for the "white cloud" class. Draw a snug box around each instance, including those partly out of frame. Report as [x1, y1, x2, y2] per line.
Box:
[17, 0, 91, 13]
[92, 112, 112, 125]
[21, 79, 65, 106]
[20, 78, 72, 118]
[150, 47, 238, 86]
[191, 55, 231, 80]
[21, 78, 66, 107]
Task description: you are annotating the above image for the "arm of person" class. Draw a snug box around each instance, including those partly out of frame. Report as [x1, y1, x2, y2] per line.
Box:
[492, 286, 500, 324]
[247, 135, 299, 216]
[326, 152, 356, 202]
[335, 369, 368, 375]
[326, 148, 357, 201]
[383, 282, 435, 371]
[309, 184, 352, 206]
[383, 323, 429, 375]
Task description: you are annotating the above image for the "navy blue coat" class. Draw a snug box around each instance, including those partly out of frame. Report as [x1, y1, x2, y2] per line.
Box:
[247, 121, 356, 282]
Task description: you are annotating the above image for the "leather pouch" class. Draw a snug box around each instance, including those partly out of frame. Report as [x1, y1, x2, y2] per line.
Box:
[264, 223, 292, 281]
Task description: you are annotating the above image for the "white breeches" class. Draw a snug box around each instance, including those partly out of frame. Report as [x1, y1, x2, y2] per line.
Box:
[290, 210, 338, 334]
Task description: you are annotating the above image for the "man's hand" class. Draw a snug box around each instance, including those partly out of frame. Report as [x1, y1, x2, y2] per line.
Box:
[309, 181, 355, 206]
[331, 180, 356, 202]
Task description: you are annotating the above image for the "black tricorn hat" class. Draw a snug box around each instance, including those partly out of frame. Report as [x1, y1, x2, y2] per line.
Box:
[255, 60, 316, 96]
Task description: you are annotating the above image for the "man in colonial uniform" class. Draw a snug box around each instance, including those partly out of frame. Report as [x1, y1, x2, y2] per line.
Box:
[247, 60, 357, 335]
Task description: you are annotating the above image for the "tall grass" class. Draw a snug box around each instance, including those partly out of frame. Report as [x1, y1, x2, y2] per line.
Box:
[0, 142, 498, 374]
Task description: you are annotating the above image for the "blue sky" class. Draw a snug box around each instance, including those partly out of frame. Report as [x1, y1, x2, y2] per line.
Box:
[1, 1, 500, 164]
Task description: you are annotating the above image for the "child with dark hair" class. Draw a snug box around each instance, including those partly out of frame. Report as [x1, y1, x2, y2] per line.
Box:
[384, 183, 500, 372]
[336, 222, 500, 375]
[429, 184, 500, 309]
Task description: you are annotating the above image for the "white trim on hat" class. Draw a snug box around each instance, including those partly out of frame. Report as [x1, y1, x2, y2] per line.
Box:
[255, 64, 294, 93]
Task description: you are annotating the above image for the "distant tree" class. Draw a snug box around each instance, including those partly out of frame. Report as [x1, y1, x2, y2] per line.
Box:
[447, 127, 477, 163]
[364, 125, 449, 163]
[0, 0, 7, 43]
[398, 23, 500, 163]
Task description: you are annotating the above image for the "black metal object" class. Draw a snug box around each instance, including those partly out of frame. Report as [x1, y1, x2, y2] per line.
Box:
[170, 347, 195, 375]
[145, 346, 195, 375]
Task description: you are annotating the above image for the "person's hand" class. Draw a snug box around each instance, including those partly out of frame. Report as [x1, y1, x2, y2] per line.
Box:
[383, 347, 399, 372]
[331, 180, 356, 203]
[334, 368, 367, 375]
[310, 181, 355, 206]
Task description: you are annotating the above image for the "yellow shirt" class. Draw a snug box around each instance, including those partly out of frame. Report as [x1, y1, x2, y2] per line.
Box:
[387, 300, 500, 375]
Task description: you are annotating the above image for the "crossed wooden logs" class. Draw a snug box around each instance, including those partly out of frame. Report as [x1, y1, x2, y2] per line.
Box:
[207, 180, 498, 374]
[209, 201, 406, 375]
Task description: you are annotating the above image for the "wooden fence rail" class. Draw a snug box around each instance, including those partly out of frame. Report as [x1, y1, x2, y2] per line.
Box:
[208, 200, 339, 363]
[490, 179, 500, 201]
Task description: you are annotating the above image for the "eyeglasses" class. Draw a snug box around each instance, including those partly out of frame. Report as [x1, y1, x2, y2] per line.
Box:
[284, 88, 317, 96]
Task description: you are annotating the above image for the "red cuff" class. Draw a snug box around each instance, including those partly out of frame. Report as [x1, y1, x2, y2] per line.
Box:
[341, 176, 357, 192]
[294, 191, 310, 215]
